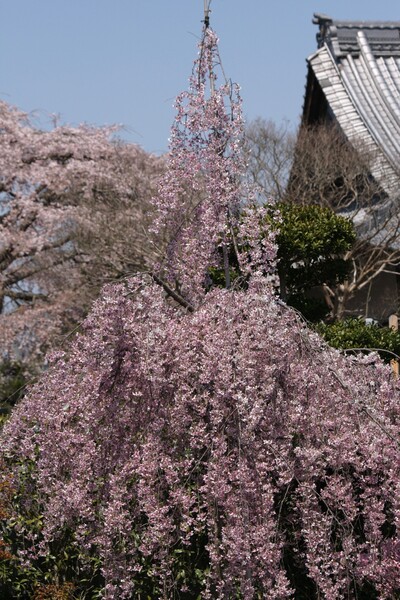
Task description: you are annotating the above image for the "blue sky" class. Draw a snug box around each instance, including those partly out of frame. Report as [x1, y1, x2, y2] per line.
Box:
[2, 1, 400, 155]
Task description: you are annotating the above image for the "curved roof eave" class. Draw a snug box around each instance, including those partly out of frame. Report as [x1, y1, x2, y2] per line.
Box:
[307, 43, 400, 197]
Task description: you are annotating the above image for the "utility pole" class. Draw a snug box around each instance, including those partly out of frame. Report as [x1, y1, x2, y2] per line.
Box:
[389, 314, 399, 377]
[204, 0, 211, 28]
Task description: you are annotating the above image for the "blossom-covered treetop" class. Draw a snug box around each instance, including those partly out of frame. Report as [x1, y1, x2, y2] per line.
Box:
[152, 18, 275, 304]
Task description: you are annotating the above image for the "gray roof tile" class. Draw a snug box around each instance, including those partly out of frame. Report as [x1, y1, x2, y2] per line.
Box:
[307, 15, 400, 197]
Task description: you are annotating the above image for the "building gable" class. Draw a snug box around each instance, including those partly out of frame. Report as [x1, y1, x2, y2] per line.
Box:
[304, 14, 400, 198]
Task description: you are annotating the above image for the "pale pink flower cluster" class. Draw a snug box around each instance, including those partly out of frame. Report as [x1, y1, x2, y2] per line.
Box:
[0, 100, 163, 367]
[2, 280, 400, 598]
[152, 29, 261, 303]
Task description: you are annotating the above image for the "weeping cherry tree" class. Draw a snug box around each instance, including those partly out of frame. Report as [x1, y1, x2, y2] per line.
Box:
[1, 10, 400, 600]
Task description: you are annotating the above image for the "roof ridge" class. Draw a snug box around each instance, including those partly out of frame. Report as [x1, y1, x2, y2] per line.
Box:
[334, 22, 400, 29]
[313, 13, 400, 58]
[313, 13, 400, 29]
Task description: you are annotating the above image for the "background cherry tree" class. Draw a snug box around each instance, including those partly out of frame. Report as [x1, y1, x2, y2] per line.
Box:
[0, 101, 163, 377]
[1, 18, 400, 600]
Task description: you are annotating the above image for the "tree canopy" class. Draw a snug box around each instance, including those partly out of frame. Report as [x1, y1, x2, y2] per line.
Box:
[274, 203, 356, 320]
[0, 101, 163, 376]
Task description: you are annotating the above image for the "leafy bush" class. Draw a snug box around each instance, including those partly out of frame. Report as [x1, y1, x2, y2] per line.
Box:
[209, 203, 355, 323]
[0, 361, 28, 411]
[316, 318, 400, 363]
[274, 203, 355, 321]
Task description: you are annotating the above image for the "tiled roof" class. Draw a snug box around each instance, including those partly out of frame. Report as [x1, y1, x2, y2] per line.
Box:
[307, 14, 400, 197]
[314, 13, 400, 57]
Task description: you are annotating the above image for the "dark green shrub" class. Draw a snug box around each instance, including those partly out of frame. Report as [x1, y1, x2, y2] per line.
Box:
[315, 318, 400, 363]
[273, 203, 355, 321]
[0, 361, 28, 420]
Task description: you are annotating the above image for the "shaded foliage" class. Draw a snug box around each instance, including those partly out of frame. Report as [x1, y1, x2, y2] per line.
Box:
[316, 318, 400, 364]
[273, 203, 356, 320]
[0, 360, 27, 416]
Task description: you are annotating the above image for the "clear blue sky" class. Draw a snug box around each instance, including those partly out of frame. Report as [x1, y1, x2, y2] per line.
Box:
[2, 1, 400, 155]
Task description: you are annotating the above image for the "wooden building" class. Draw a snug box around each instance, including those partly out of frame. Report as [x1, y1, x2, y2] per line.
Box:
[301, 14, 400, 321]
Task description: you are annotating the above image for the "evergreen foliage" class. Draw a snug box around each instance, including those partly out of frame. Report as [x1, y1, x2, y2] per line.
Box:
[0, 361, 27, 417]
[273, 203, 355, 321]
[316, 318, 400, 364]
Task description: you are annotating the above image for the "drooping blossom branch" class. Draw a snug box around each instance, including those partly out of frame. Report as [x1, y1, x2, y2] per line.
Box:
[152, 26, 257, 304]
